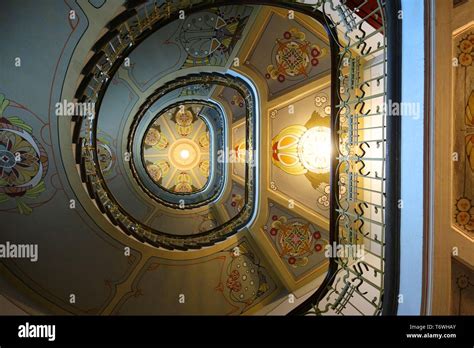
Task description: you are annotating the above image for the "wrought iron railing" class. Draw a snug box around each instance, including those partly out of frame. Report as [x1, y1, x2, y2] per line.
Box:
[290, 0, 401, 316]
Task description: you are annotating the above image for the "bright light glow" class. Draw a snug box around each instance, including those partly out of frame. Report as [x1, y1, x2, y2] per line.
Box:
[298, 126, 331, 174]
[180, 149, 190, 160]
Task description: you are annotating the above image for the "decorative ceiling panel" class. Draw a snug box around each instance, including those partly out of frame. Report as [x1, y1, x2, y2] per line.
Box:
[263, 200, 329, 281]
[245, 10, 331, 100]
[269, 86, 337, 219]
[112, 237, 278, 315]
[125, 5, 255, 92]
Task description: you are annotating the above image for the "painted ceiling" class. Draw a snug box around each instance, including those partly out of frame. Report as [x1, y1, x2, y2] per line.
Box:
[143, 104, 212, 194]
[0, 0, 346, 315]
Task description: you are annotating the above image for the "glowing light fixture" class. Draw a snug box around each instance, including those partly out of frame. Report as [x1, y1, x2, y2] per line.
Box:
[168, 139, 200, 170]
[297, 126, 331, 174]
[180, 149, 190, 160]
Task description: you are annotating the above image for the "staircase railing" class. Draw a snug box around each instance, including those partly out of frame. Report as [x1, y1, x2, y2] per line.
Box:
[290, 0, 401, 316]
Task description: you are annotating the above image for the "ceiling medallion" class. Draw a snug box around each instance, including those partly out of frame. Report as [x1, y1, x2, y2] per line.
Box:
[168, 139, 201, 171]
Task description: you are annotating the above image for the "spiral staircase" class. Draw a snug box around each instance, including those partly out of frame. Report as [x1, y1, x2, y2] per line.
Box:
[0, 0, 401, 315]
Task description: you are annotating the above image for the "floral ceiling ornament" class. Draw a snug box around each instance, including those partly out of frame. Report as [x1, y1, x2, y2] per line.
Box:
[458, 32, 474, 67]
[317, 175, 348, 210]
[0, 94, 48, 215]
[266, 28, 327, 83]
[452, 31, 474, 237]
[146, 160, 170, 184]
[224, 242, 272, 310]
[233, 139, 246, 164]
[198, 160, 210, 177]
[171, 172, 196, 193]
[198, 132, 210, 149]
[143, 124, 168, 150]
[454, 197, 474, 232]
[230, 192, 244, 211]
[231, 94, 244, 108]
[272, 124, 307, 175]
[269, 215, 325, 268]
[170, 106, 197, 137]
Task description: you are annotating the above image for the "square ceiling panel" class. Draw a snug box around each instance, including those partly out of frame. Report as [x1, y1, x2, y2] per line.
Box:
[245, 9, 331, 100]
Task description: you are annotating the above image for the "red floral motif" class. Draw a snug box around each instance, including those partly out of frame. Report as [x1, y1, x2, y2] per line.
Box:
[266, 28, 327, 82]
[271, 214, 328, 268]
[226, 270, 242, 292]
[230, 193, 244, 211]
[230, 269, 239, 280]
